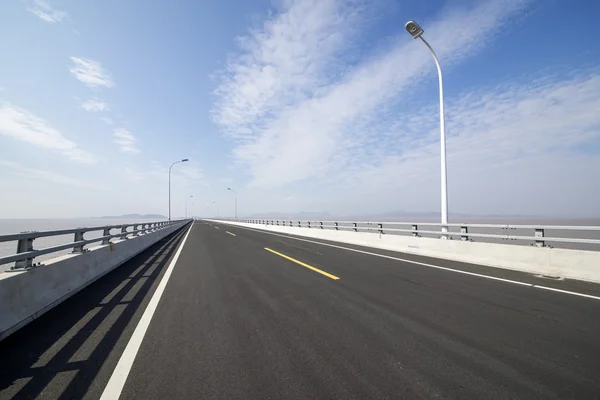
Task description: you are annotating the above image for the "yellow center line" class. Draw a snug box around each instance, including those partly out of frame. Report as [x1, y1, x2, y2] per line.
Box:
[226, 231, 236, 236]
[264, 248, 340, 280]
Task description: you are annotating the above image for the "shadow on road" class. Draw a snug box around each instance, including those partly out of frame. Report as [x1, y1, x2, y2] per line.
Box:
[0, 226, 187, 400]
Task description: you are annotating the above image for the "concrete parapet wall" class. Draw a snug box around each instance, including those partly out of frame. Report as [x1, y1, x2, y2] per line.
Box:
[210, 220, 600, 284]
[0, 221, 190, 341]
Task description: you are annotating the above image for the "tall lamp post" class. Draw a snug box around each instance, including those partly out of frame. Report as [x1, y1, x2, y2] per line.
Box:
[227, 188, 237, 219]
[405, 21, 448, 237]
[168, 158, 188, 221]
[185, 195, 193, 219]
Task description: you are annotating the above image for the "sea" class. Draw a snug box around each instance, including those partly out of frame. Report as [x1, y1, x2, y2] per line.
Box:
[1, 216, 599, 272]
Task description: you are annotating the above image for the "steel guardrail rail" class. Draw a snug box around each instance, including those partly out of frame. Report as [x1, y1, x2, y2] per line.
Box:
[0, 219, 191, 269]
[236, 219, 600, 248]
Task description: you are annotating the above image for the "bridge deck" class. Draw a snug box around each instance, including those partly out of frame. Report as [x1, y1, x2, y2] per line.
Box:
[1, 221, 599, 399]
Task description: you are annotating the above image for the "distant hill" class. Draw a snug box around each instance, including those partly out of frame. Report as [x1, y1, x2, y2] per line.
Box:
[100, 213, 167, 220]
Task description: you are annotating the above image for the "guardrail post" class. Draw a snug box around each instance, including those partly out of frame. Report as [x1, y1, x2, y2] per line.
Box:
[132, 224, 139, 237]
[534, 228, 546, 247]
[14, 235, 35, 269]
[378, 223, 383, 234]
[72, 230, 85, 253]
[335, 222, 339, 230]
[308, 221, 311, 228]
[101, 228, 112, 245]
[460, 226, 469, 241]
[353, 222, 358, 232]
[277, 220, 280, 226]
[320, 222, 323, 229]
[120, 226, 128, 240]
[298, 221, 301, 228]
[412, 224, 419, 237]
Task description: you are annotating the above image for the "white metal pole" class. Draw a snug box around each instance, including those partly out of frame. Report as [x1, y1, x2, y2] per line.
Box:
[168, 159, 188, 221]
[419, 36, 449, 237]
[228, 188, 237, 219]
[168, 162, 176, 221]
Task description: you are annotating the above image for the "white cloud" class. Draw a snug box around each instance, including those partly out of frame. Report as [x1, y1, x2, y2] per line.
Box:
[211, 0, 600, 217]
[100, 117, 114, 125]
[120, 162, 203, 184]
[0, 160, 103, 189]
[112, 128, 140, 153]
[212, 0, 532, 189]
[80, 98, 109, 112]
[327, 71, 600, 216]
[69, 57, 114, 89]
[26, 0, 68, 23]
[0, 102, 96, 164]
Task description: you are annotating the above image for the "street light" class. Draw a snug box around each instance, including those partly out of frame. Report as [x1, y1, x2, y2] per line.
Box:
[185, 195, 193, 219]
[405, 21, 449, 237]
[227, 188, 237, 219]
[168, 158, 189, 221]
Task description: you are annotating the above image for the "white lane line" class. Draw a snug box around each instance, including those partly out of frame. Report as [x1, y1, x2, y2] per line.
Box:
[228, 224, 600, 302]
[100, 224, 193, 400]
[534, 285, 600, 300]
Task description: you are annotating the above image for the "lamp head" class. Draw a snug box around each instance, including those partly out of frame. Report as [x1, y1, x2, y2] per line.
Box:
[182, 158, 189, 162]
[405, 21, 424, 39]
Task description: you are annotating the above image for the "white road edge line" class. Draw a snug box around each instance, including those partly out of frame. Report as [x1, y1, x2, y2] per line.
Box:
[100, 223, 194, 400]
[220, 223, 600, 302]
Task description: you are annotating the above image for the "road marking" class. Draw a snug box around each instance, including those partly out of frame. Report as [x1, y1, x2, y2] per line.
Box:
[226, 231, 236, 236]
[227, 224, 600, 302]
[100, 224, 193, 400]
[534, 285, 600, 300]
[265, 247, 340, 280]
[215, 226, 220, 229]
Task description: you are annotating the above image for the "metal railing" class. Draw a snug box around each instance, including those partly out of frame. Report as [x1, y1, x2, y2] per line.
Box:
[240, 219, 600, 250]
[0, 220, 190, 270]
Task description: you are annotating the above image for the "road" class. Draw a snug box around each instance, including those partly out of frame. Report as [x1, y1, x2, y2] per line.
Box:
[1, 221, 599, 399]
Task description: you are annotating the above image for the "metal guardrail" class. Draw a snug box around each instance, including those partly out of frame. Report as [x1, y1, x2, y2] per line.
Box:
[240, 219, 600, 249]
[0, 220, 190, 270]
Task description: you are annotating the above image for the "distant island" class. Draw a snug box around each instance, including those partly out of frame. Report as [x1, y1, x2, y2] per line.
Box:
[99, 214, 167, 219]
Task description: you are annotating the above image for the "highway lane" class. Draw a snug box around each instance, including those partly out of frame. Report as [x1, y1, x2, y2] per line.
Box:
[0, 226, 189, 400]
[1, 220, 599, 399]
[118, 221, 600, 399]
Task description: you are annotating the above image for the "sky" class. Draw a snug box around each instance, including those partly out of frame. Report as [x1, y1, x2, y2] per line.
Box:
[1, 0, 600, 219]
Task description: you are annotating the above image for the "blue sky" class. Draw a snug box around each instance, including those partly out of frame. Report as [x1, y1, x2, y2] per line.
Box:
[1, 0, 600, 219]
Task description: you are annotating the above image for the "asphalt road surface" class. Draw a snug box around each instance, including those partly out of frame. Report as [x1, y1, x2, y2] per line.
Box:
[1, 221, 599, 399]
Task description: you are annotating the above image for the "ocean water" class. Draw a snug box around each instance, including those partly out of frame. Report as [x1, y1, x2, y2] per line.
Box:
[0, 218, 168, 271]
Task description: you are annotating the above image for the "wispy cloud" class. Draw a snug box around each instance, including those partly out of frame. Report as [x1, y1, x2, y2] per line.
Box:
[120, 161, 203, 184]
[80, 98, 109, 112]
[212, 0, 532, 188]
[26, 0, 68, 23]
[100, 117, 113, 125]
[0, 160, 103, 189]
[0, 102, 96, 164]
[112, 128, 140, 153]
[327, 71, 600, 215]
[69, 57, 114, 89]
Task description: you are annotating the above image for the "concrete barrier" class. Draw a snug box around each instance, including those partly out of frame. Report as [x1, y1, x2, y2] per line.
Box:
[210, 220, 600, 283]
[0, 221, 190, 341]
